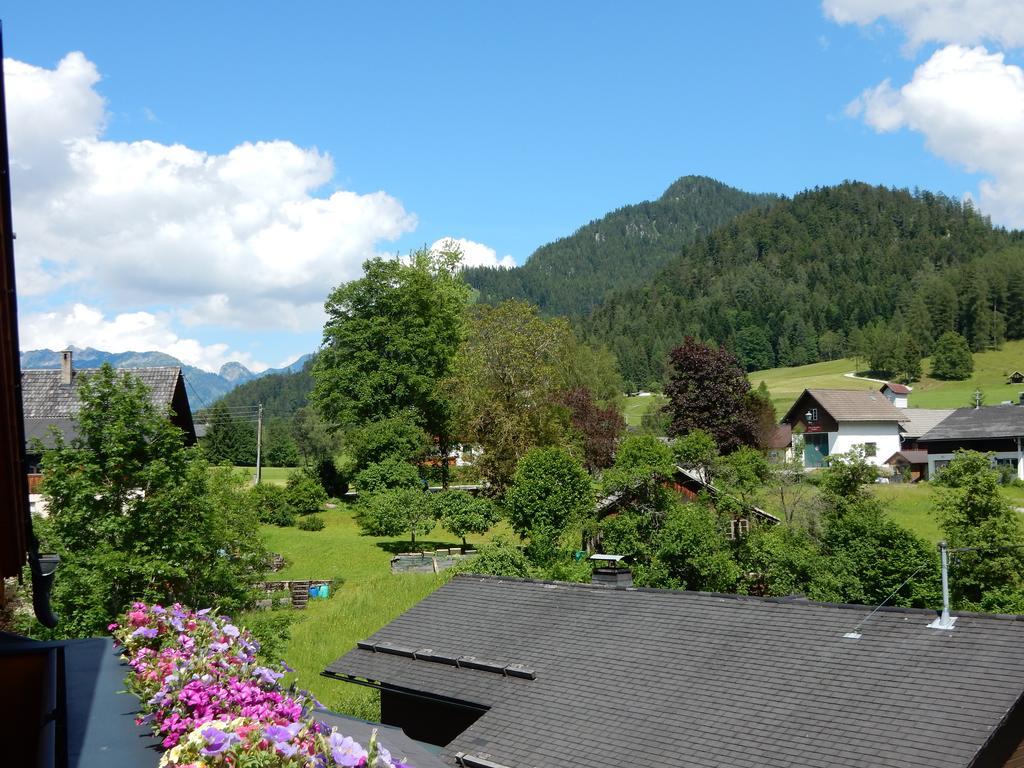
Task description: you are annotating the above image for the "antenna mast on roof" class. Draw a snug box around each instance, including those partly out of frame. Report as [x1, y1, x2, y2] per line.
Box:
[928, 541, 956, 630]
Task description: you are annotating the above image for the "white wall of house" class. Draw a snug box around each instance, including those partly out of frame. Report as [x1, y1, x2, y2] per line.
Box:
[829, 422, 902, 468]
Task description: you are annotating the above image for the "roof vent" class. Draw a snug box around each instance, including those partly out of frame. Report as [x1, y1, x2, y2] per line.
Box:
[589, 554, 632, 587]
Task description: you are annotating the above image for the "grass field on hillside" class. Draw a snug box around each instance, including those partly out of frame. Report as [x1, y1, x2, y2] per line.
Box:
[623, 393, 667, 427]
[750, 339, 1024, 413]
[250, 509, 510, 721]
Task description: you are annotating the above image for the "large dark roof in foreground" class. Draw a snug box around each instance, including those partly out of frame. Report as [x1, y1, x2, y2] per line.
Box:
[326, 575, 1024, 768]
[919, 405, 1024, 441]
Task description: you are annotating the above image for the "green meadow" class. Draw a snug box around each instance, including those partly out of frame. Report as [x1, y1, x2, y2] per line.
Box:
[748, 338, 1024, 415]
[249, 508, 510, 721]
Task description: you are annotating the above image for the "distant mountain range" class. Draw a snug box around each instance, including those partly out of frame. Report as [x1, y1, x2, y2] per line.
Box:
[19, 346, 312, 410]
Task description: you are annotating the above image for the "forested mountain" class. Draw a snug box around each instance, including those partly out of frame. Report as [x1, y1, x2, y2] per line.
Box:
[210, 360, 314, 417]
[584, 182, 1024, 390]
[463, 175, 779, 316]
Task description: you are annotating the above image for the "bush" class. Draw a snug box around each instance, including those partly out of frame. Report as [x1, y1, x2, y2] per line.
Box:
[296, 514, 326, 532]
[356, 488, 437, 544]
[285, 471, 328, 516]
[242, 609, 298, 663]
[455, 537, 533, 578]
[248, 483, 294, 527]
[354, 457, 422, 493]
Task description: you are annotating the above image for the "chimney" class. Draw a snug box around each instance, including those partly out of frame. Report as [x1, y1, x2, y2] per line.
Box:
[589, 554, 632, 587]
[60, 349, 73, 385]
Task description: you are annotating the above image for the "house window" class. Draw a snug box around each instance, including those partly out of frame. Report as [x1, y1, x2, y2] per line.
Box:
[728, 518, 750, 540]
[864, 442, 877, 457]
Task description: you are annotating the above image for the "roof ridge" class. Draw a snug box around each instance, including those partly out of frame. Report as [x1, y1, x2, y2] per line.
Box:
[449, 573, 1024, 622]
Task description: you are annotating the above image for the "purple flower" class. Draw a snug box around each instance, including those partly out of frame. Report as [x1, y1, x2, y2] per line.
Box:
[280, 659, 295, 672]
[197, 607, 212, 616]
[330, 732, 368, 767]
[222, 623, 240, 637]
[209, 641, 229, 653]
[264, 722, 301, 742]
[253, 666, 284, 685]
[199, 725, 239, 756]
[131, 626, 158, 639]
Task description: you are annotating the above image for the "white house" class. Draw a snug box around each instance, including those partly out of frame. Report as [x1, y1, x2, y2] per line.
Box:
[781, 389, 908, 469]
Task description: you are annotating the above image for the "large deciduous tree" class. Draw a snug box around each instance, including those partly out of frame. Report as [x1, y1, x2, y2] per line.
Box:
[449, 301, 575, 492]
[560, 387, 625, 473]
[313, 245, 470, 483]
[39, 365, 266, 637]
[662, 337, 755, 453]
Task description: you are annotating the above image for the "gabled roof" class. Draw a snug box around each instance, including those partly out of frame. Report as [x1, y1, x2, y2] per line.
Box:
[765, 422, 791, 449]
[899, 408, 955, 439]
[881, 381, 911, 395]
[674, 465, 780, 523]
[782, 388, 908, 424]
[919, 405, 1024, 442]
[884, 449, 929, 465]
[326, 575, 1024, 768]
[21, 367, 193, 448]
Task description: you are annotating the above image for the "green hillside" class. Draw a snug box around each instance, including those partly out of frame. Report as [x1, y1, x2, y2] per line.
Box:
[463, 175, 779, 317]
[586, 182, 1024, 391]
[750, 338, 1024, 414]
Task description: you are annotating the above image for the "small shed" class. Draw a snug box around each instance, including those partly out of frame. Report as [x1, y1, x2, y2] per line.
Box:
[884, 449, 930, 482]
[1007, 370, 1024, 384]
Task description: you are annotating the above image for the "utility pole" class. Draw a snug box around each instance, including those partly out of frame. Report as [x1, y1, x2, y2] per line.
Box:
[255, 403, 263, 485]
[928, 541, 956, 630]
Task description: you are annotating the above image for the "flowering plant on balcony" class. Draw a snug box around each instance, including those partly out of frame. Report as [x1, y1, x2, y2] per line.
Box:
[110, 601, 412, 767]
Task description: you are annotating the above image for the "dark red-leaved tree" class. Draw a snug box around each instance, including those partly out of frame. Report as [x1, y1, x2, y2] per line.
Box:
[560, 387, 626, 473]
[663, 337, 755, 453]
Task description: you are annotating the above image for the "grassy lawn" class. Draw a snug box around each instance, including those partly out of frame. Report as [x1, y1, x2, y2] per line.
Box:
[869, 482, 1024, 543]
[250, 505, 510, 721]
[233, 466, 299, 486]
[623, 393, 667, 428]
[749, 339, 1024, 414]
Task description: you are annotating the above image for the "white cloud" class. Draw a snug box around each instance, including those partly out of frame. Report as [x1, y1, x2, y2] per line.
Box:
[823, 0, 1024, 50]
[19, 303, 270, 373]
[430, 237, 516, 269]
[4, 52, 418, 330]
[847, 45, 1024, 226]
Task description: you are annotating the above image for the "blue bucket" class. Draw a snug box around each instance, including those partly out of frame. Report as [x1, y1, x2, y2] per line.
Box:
[318, 584, 329, 599]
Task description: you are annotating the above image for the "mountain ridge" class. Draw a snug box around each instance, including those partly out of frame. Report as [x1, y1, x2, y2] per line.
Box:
[19, 346, 312, 410]
[463, 175, 780, 317]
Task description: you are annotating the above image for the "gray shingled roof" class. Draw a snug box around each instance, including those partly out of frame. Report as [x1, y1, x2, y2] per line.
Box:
[919, 405, 1024, 442]
[899, 408, 955, 439]
[326, 575, 1024, 768]
[21, 367, 184, 448]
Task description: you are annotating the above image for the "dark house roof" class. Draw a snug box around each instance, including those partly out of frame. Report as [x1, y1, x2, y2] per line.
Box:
[782, 389, 908, 425]
[885, 449, 929, 465]
[21, 366, 196, 449]
[325, 575, 1024, 768]
[918, 405, 1024, 442]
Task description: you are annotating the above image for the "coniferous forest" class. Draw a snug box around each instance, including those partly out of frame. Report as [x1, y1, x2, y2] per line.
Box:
[582, 182, 1024, 389]
[462, 175, 779, 317]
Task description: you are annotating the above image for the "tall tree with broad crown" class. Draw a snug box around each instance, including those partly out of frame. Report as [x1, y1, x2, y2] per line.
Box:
[662, 337, 755, 453]
[313, 245, 470, 484]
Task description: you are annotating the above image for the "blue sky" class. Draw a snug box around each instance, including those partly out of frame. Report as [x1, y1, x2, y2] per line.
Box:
[4, 2, 1023, 371]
